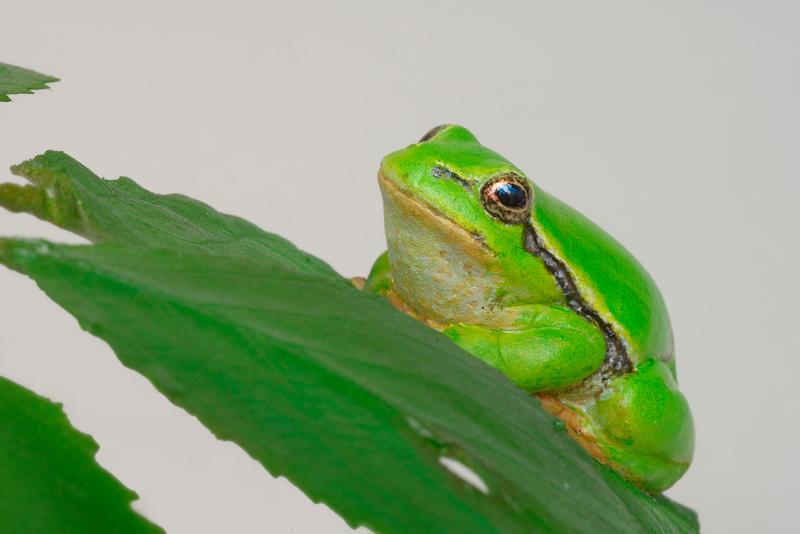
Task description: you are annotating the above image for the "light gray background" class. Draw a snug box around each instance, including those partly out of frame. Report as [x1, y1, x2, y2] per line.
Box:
[2, 2, 797, 533]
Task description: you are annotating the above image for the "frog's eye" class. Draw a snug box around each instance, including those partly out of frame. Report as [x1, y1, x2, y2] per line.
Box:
[481, 174, 532, 225]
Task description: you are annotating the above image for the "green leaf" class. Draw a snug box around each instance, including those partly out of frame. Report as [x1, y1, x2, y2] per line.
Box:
[0, 62, 58, 102]
[0, 375, 162, 533]
[0, 151, 698, 533]
[3, 151, 336, 278]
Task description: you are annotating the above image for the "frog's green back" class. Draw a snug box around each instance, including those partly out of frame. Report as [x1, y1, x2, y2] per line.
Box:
[532, 188, 673, 366]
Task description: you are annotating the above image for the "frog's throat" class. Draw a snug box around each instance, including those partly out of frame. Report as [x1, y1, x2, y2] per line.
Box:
[378, 170, 514, 326]
[378, 170, 493, 262]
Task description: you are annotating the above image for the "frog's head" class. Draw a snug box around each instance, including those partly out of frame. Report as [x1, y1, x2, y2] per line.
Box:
[380, 124, 533, 228]
[378, 125, 555, 325]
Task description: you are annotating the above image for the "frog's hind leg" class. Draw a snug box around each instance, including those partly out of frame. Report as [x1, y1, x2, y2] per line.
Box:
[543, 359, 694, 493]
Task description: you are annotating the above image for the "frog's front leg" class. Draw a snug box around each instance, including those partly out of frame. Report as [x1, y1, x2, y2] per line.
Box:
[443, 307, 606, 392]
[543, 359, 694, 492]
[362, 250, 393, 294]
[364, 251, 606, 391]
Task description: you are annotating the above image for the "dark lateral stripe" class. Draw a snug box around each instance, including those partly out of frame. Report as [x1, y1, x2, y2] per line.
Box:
[523, 223, 633, 376]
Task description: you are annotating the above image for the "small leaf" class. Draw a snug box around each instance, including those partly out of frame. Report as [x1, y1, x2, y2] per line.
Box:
[0, 375, 162, 533]
[0, 62, 58, 102]
[0, 153, 698, 533]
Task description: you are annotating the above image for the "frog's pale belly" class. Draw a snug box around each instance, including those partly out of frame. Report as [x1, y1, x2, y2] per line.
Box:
[381, 174, 516, 328]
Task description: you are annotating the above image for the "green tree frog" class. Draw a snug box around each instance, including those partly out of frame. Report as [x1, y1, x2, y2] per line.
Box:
[362, 125, 694, 493]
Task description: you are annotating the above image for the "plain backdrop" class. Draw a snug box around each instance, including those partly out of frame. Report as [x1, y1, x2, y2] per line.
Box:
[2, 2, 798, 533]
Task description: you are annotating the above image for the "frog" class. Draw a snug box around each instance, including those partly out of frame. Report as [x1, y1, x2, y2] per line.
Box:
[361, 124, 694, 493]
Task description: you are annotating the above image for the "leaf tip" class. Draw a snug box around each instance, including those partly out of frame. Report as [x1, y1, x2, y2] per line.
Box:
[0, 62, 59, 102]
[10, 150, 68, 179]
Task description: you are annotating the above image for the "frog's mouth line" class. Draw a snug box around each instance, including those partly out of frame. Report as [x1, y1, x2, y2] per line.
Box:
[378, 169, 493, 260]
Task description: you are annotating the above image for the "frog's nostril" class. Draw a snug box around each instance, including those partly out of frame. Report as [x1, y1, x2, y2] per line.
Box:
[419, 124, 451, 142]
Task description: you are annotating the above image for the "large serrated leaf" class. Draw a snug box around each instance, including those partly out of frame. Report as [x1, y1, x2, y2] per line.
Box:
[3, 150, 335, 277]
[0, 375, 162, 533]
[0, 62, 58, 102]
[0, 151, 698, 533]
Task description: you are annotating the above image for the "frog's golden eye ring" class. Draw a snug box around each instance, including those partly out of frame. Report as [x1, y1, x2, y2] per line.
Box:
[481, 174, 532, 225]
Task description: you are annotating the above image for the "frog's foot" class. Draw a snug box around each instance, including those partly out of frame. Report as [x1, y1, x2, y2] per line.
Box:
[540, 359, 694, 493]
[538, 394, 608, 464]
[349, 276, 367, 289]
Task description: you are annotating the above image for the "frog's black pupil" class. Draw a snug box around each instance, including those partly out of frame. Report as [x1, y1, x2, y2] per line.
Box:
[495, 182, 526, 208]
